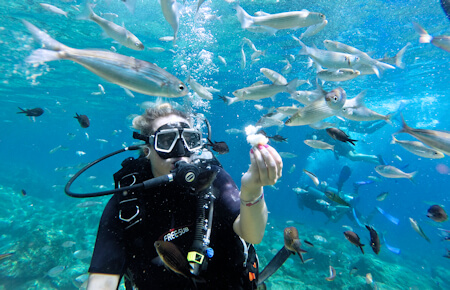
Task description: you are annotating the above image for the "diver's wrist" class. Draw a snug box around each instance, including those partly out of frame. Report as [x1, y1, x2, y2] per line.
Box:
[240, 191, 264, 207]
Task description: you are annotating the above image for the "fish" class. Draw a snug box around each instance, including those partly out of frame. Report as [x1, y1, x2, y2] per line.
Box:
[375, 165, 417, 182]
[196, 0, 206, 13]
[47, 265, 66, 278]
[76, 201, 103, 208]
[260, 68, 287, 85]
[76, 151, 86, 156]
[352, 208, 365, 228]
[23, 20, 187, 98]
[61, 241, 76, 248]
[74, 113, 90, 128]
[324, 191, 351, 207]
[427, 205, 448, 222]
[79, 5, 144, 51]
[240, 45, 246, 69]
[236, 5, 326, 32]
[316, 199, 330, 207]
[398, 115, 450, 156]
[323, 40, 395, 77]
[73, 250, 92, 260]
[229, 78, 300, 104]
[382, 235, 401, 254]
[343, 231, 364, 254]
[391, 136, 444, 159]
[154, 241, 193, 278]
[377, 42, 411, 69]
[295, 39, 360, 69]
[39, 3, 68, 17]
[376, 192, 389, 201]
[207, 139, 229, 154]
[313, 235, 327, 243]
[303, 169, 320, 186]
[325, 87, 347, 110]
[413, 22, 450, 53]
[337, 166, 351, 192]
[349, 267, 358, 276]
[304, 139, 334, 151]
[20, 189, 27, 196]
[317, 68, 360, 82]
[17, 107, 44, 117]
[267, 134, 288, 142]
[121, 0, 137, 13]
[0, 253, 14, 261]
[409, 217, 431, 243]
[187, 76, 213, 100]
[218, 55, 227, 66]
[326, 128, 357, 145]
[289, 164, 296, 174]
[283, 227, 307, 263]
[279, 152, 297, 158]
[299, 19, 328, 39]
[160, 0, 182, 43]
[365, 225, 381, 254]
[285, 97, 338, 126]
[376, 207, 399, 225]
[290, 87, 325, 105]
[281, 59, 292, 74]
[325, 266, 336, 281]
[340, 91, 393, 123]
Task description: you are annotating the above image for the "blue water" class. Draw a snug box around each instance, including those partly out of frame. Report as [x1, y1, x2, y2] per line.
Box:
[1, 0, 449, 288]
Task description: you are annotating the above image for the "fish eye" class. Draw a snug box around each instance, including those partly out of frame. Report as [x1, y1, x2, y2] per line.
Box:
[334, 96, 338, 101]
[178, 84, 185, 91]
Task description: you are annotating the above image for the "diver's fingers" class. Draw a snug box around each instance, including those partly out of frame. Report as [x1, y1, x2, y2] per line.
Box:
[251, 146, 267, 182]
[265, 145, 283, 180]
[257, 145, 278, 185]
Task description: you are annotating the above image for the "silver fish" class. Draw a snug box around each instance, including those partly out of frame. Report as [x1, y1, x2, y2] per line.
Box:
[295, 39, 360, 69]
[325, 87, 347, 110]
[81, 5, 144, 51]
[413, 22, 450, 53]
[290, 87, 325, 105]
[260, 68, 287, 85]
[23, 21, 187, 98]
[304, 140, 334, 151]
[399, 115, 450, 156]
[187, 76, 213, 100]
[229, 78, 300, 104]
[340, 91, 392, 122]
[236, 5, 326, 32]
[391, 136, 445, 159]
[39, 3, 68, 17]
[323, 40, 395, 77]
[240, 45, 246, 69]
[409, 217, 431, 243]
[375, 165, 417, 182]
[317, 68, 360, 82]
[160, 0, 182, 43]
[285, 97, 337, 126]
[298, 19, 328, 39]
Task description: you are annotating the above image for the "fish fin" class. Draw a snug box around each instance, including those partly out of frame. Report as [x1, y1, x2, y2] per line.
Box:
[394, 42, 411, 69]
[296, 39, 308, 56]
[360, 245, 365, 254]
[384, 112, 394, 125]
[398, 113, 410, 133]
[235, 5, 254, 29]
[353, 90, 367, 107]
[121, 0, 136, 13]
[26, 49, 61, 63]
[17, 107, 26, 114]
[409, 171, 418, 184]
[347, 139, 358, 146]
[22, 20, 68, 52]
[412, 22, 433, 43]
[285, 78, 300, 94]
[77, 2, 95, 21]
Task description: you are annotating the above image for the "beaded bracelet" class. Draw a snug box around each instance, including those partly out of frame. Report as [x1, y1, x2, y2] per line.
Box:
[240, 192, 264, 207]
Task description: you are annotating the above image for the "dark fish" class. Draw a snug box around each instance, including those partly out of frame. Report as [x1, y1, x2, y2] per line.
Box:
[21, 189, 27, 196]
[442, 0, 450, 21]
[343, 231, 364, 254]
[376, 192, 389, 201]
[268, 134, 288, 143]
[207, 138, 229, 154]
[427, 205, 448, 222]
[324, 191, 350, 207]
[283, 227, 307, 263]
[74, 113, 90, 128]
[365, 225, 381, 254]
[349, 267, 358, 276]
[303, 240, 314, 247]
[326, 128, 357, 146]
[17, 107, 44, 117]
[0, 253, 14, 260]
[154, 241, 193, 278]
[337, 165, 351, 192]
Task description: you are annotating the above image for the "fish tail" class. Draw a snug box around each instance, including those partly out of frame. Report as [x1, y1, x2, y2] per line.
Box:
[331, 144, 335, 152]
[409, 171, 418, 184]
[17, 107, 26, 114]
[296, 39, 308, 56]
[394, 42, 411, 69]
[359, 245, 365, 254]
[26, 49, 62, 63]
[398, 113, 410, 133]
[413, 22, 433, 43]
[348, 139, 357, 146]
[390, 135, 397, 145]
[226, 96, 239, 105]
[285, 78, 300, 94]
[23, 20, 68, 52]
[384, 112, 394, 125]
[235, 5, 254, 29]
[77, 2, 95, 21]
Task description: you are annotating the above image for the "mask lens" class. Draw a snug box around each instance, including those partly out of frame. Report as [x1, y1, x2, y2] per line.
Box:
[155, 130, 178, 152]
[182, 130, 202, 151]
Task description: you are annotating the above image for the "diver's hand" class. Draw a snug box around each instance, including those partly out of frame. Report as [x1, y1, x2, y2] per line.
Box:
[241, 144, 283, 198]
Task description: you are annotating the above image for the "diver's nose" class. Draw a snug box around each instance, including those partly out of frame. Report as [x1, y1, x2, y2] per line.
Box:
[173, 138, 186, 157]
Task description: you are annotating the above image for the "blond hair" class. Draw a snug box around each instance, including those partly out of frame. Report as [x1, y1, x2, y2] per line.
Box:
[132, 103, 191, 136]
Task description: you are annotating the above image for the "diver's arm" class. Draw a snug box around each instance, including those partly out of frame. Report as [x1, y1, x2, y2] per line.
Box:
[87, 273, 120, 290]
[234, 145, 282, 244]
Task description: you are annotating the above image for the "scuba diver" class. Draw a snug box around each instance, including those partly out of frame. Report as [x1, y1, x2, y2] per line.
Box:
[76, 103, 283, 289]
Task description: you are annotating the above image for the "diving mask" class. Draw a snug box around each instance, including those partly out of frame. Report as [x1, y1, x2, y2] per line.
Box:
[150, 122, 203, 159]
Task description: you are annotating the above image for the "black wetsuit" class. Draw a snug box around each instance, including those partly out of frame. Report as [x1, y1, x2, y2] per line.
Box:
[89, 162, 258, 289]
